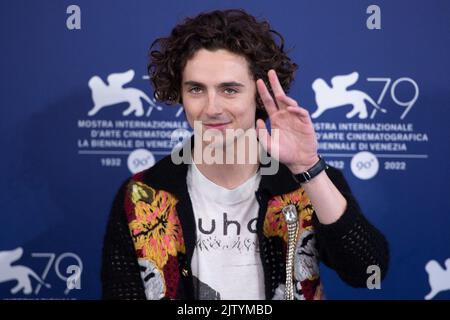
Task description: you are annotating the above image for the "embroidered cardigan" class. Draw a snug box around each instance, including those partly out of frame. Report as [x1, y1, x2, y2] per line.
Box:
[101, 154, 389, 300]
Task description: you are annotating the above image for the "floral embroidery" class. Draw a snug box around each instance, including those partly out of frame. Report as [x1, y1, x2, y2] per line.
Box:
[263, 187, 314, 241]
[126, 179, 323, 300]
[294, 229, 322, 299]
[129, 181, 155, 204]
[294, 230, 319, 281]
[128, 181, 185, 270]
[138, 258, 166, 300]
[265, 188, 322, 300]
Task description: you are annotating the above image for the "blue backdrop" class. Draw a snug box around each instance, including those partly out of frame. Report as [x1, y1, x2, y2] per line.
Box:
[1, 0, 449, 299]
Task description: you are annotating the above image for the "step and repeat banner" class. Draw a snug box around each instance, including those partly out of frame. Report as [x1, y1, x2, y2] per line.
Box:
[1, 0, 449, 299]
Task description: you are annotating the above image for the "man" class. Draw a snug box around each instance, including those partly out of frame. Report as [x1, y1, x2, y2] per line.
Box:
[101, 9, 389, 300]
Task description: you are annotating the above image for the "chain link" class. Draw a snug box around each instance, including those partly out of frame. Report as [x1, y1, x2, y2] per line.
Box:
[282, 204, 299, 300]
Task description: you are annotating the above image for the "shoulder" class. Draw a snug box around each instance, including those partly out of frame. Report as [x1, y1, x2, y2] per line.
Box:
[113, 153, 186, 211]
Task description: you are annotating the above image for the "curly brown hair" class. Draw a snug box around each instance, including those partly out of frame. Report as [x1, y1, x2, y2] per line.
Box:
[148, 9, 298, 121]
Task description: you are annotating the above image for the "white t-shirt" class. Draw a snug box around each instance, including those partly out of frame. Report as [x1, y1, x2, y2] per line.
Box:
[187, 162, 265, 300]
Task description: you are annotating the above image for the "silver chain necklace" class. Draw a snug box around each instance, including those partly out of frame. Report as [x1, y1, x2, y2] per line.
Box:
[282, 204, 299, 300]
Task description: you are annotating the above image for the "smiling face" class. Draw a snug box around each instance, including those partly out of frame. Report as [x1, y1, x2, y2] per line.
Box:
[181, 49, 258, 140]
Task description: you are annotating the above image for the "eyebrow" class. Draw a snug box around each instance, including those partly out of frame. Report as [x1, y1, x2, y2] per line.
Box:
[183, 80, 245, 88]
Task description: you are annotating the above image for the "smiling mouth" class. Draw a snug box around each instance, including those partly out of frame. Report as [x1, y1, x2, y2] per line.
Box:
[203, 122, 231, 129]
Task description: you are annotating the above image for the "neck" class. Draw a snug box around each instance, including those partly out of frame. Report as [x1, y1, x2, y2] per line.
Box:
[195, 161, 259, 190]
[192, 136, 260, 189]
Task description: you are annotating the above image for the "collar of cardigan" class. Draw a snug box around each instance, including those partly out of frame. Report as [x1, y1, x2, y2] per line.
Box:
[140, 135, 301, 199]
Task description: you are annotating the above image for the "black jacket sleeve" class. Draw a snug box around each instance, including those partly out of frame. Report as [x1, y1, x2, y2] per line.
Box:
[101, 179, 146, 300]
[312, 166, 390, 288]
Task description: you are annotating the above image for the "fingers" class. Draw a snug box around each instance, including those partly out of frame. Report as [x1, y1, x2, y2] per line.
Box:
[268, 69, 286, 100]
[278, 94, 298, 107]
[256, 79, 278, 116]
[268, 69, 298, 109]
[256, 119, 272, 153]
[257, 69, 299, 116]
[286, 106, 313, 125]
[286, 105, 308, 116]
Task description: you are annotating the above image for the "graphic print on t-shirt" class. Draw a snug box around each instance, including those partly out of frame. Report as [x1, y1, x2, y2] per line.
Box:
[196, 212, 258, 253]
[187, 163, 265, 300]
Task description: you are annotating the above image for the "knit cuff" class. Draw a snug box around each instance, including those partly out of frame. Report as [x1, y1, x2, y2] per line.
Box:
[311, 192, 362, 240]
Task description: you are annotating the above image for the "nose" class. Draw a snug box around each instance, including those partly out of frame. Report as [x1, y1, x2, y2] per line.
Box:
[204, 91, 223, 117]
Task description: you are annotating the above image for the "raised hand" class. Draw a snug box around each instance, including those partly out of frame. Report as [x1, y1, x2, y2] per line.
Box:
[256, 69, 319, 173]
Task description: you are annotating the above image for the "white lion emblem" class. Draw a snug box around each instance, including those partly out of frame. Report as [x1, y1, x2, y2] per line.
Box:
[87, 69, 161, 117]
[0, 247, 51, 295]
[311, 71, 386, 119]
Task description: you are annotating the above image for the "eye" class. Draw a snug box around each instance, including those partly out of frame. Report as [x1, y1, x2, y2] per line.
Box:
[188, 86, 203, 94]
[224, 88, 238, 95]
